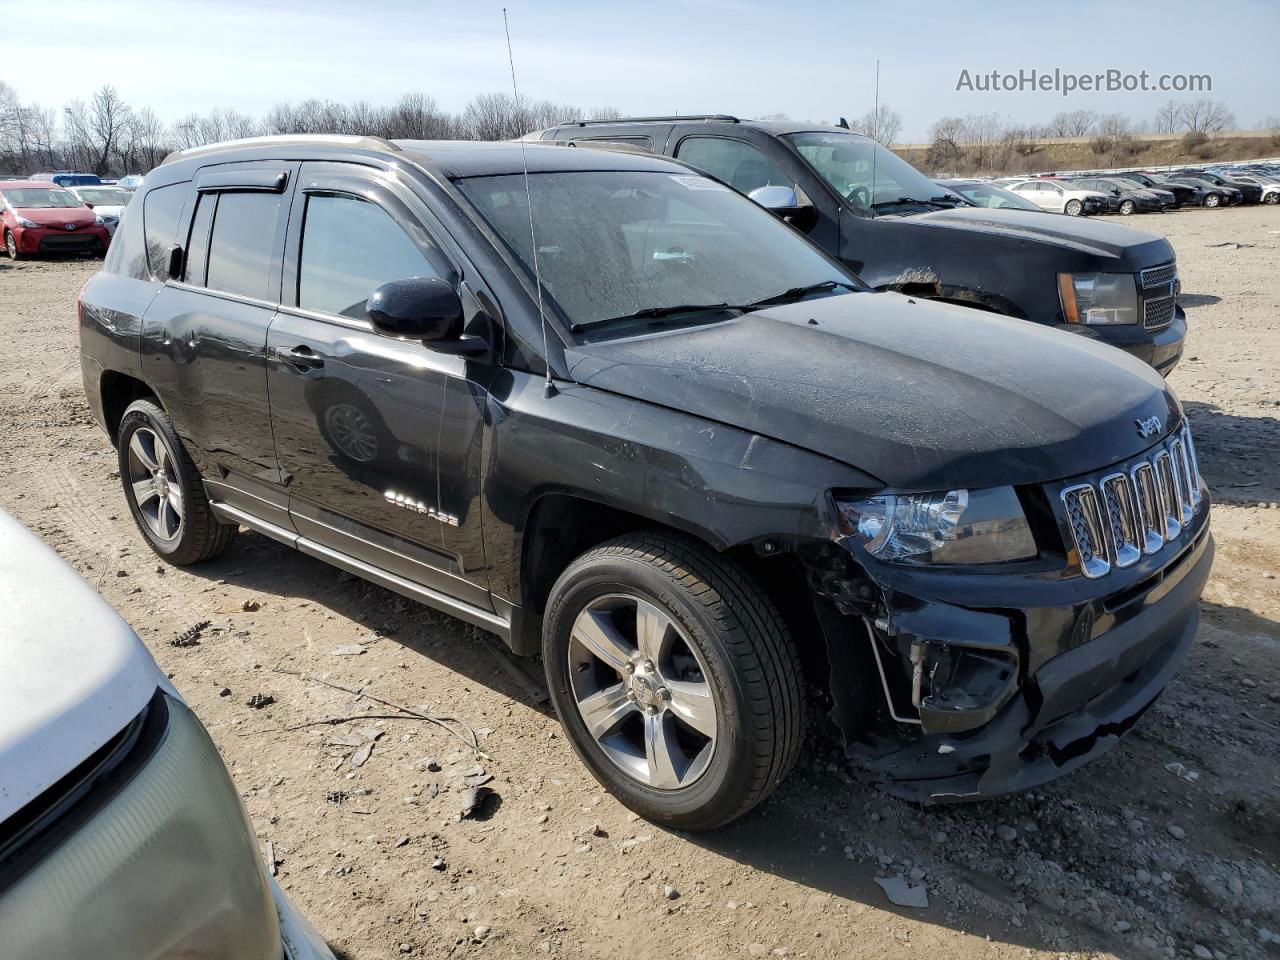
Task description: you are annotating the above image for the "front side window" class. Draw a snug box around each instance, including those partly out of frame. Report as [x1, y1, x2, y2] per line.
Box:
[204, 191, 284, 300]
[298, 194, 439, 319]
[0, 188, 83, 209]
[675, 137, 792, 195]
[456, 170, 852, 334]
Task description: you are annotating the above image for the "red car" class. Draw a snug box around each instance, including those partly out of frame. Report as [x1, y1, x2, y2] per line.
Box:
[1, 181, 110, 259]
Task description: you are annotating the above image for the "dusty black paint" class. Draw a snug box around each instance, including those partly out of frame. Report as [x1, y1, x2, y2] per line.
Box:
[78, 136, 1211, 801]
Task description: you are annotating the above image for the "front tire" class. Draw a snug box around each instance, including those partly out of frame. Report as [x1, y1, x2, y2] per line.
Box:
[117, 398, 238, 565]
[543, 532, 805, 831]
[1119, 200, 1135, 215]
[5, 230, 26, 260]
[1064, 199, 1083, 216]
[1264, 192, 1279, 205]
[1205, 193, 1221, 208]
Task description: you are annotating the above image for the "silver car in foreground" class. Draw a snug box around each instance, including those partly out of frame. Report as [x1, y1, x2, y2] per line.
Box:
[0, 508, 335, 960]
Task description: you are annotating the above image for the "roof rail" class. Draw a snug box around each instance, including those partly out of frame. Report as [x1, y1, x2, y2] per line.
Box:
[557, 114, 740, 128]
[162, 134, 402, 166]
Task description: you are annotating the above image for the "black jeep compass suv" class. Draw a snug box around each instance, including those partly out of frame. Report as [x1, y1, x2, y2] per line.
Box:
[78, 136, 1212, 829]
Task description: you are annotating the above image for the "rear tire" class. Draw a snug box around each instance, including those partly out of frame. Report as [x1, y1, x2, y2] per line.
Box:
[117, 398, 238, 565]
[1264, 192, 1279, 205]
[543, 532, 805, 831]
[1064, 199, 1083, 216]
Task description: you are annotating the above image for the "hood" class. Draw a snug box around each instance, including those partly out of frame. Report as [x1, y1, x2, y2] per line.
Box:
[88, 204, 127, 218]
[14, 205, 96, 228]
[565, 292, 1177, 490]
[0, 509, 160, 824]
[904, 205, 1173, 261]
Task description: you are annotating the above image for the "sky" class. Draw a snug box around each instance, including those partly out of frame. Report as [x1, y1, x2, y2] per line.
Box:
[5, 0, 1278, 142]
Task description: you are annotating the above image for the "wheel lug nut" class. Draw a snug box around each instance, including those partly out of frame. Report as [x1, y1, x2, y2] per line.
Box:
[625, 662, 636, 674]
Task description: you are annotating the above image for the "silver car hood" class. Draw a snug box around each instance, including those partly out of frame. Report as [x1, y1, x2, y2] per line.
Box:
[0, 509, 160, 823]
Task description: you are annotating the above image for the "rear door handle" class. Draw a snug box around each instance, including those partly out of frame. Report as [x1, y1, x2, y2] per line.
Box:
[273, 345, 324, 370]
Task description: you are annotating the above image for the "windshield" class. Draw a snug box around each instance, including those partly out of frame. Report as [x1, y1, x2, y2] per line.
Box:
[1, 188, 84, 209]
[456, 170, 854, 332]
[941, 181, 1040, 211]
[75, 188, 131, 206]
[1113, 178, 1147, 190]
[785, 131, 953, 213]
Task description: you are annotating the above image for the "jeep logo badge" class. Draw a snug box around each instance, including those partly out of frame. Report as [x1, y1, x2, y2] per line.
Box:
[1135, 415, 1162, 438]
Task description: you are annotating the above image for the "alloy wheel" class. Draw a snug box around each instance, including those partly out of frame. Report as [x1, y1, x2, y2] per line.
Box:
[5, 232, 16, 259]
[125, 426, 184, 541]
[567, 594, 718, 790]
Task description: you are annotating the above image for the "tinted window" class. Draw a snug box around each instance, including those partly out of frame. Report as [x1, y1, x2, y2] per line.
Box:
[205, 192, 283, 300]
[298, 194, 439, 319]
[183, 193, 215, 285]
[143, 183, 188, 279]
[675, 137, 792, 195]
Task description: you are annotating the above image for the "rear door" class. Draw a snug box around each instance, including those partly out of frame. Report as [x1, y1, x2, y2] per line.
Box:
[265, 161, 491, 610]
[139, 162, 296, 528]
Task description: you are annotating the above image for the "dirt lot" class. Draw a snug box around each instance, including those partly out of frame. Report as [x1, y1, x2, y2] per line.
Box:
[1, 206, 1277, 960]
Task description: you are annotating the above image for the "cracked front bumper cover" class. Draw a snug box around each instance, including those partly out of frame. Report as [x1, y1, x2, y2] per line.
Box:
[855, 530, 1213, 803]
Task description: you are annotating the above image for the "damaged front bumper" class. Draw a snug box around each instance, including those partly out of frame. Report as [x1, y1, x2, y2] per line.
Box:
[811, 504, 1213, 803]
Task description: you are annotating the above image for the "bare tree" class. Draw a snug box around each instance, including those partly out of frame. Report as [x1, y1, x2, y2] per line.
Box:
[853, 104, 902, 147]
[1153, 100, 1181, 134]
[1048, 110, 1097, 137]
[1181, 98, 1234, 134]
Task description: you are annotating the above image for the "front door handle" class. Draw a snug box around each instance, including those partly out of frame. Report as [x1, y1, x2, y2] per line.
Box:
[273, 345, 324, 370]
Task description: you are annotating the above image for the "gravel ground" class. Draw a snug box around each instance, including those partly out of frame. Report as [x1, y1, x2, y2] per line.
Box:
[0, 205, 1277, 960]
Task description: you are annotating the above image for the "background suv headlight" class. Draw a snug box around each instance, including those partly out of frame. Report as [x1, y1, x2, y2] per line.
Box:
[1058, 272, 1140, 325]
[834, 486, 1037, 564]
[0, 695, 283, 960]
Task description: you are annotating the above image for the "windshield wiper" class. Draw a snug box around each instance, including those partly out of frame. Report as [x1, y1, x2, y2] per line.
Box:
[872, 195, 966, 211]
[571, 302, 742, 333]
[747, 279, 858, 307]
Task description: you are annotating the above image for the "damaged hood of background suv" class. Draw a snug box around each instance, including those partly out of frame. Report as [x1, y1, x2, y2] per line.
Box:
[563, 292, 1179, 490]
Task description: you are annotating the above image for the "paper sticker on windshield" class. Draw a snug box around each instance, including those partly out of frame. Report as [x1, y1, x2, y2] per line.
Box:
[669, 175, 729, 191]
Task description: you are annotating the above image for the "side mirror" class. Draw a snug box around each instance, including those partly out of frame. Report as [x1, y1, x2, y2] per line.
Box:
[366, 277, 487, 356]
[83, 202, 95, 209]
[749, 184, 802, 214]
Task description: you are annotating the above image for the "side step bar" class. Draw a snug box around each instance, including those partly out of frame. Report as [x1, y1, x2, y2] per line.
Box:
[209, 502, 512, 642]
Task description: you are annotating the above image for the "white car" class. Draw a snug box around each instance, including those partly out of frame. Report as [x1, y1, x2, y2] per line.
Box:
[0, 508, 335, 960]
[66, 185, 133, 236]
[1005, 179, 1109, 216]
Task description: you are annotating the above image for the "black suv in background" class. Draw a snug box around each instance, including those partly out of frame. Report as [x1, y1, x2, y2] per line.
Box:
[79, 136, 1212, 828]
[537, 116, 1187, 375]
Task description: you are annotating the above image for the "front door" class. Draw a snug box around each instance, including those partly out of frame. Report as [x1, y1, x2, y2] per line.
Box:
[265, 162, 491, 609]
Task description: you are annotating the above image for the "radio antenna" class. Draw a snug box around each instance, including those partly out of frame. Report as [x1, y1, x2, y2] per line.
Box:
[870, 58, 879, 210]
[503, 7, 556, 398]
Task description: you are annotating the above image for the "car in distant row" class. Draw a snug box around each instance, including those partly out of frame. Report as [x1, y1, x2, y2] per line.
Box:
[1214, 171, 1280, 203]
[28, 171, 103, 188]
[990, 177, 1110, 215]
[1066, 176, 1177, 215]
[0, 181, 111, 258]
[65, 184, 133, 237]
[934, 178, 1044, 211]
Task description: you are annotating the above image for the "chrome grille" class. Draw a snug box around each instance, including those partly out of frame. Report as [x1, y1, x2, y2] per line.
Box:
[1144, 296, 1176, 329]
[1062, 484, 1110, 579]
[1059, 423, 1204, 578]
[1140, 262, 1177, 289]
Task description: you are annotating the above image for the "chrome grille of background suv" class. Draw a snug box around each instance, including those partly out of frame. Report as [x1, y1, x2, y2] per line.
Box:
[1140, 262, 1177, 288]
[1060, 423, 1204, 579]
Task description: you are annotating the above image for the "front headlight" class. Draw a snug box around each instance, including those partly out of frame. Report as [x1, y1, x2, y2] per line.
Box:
[0, 696, 283, 960]
[1057, 272, 1139, 325]
[834, 486, 1037, 564]
[94, 215, 106, 226]
[16, 216, 40, 229]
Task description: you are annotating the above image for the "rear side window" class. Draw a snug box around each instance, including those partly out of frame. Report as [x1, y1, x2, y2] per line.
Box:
[183, 193, 215, 285]
[143, 183, 188, 279]
[675, 137, 791, 195]
[204, 192, 284, 300]
[298, 194, 439, 319]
